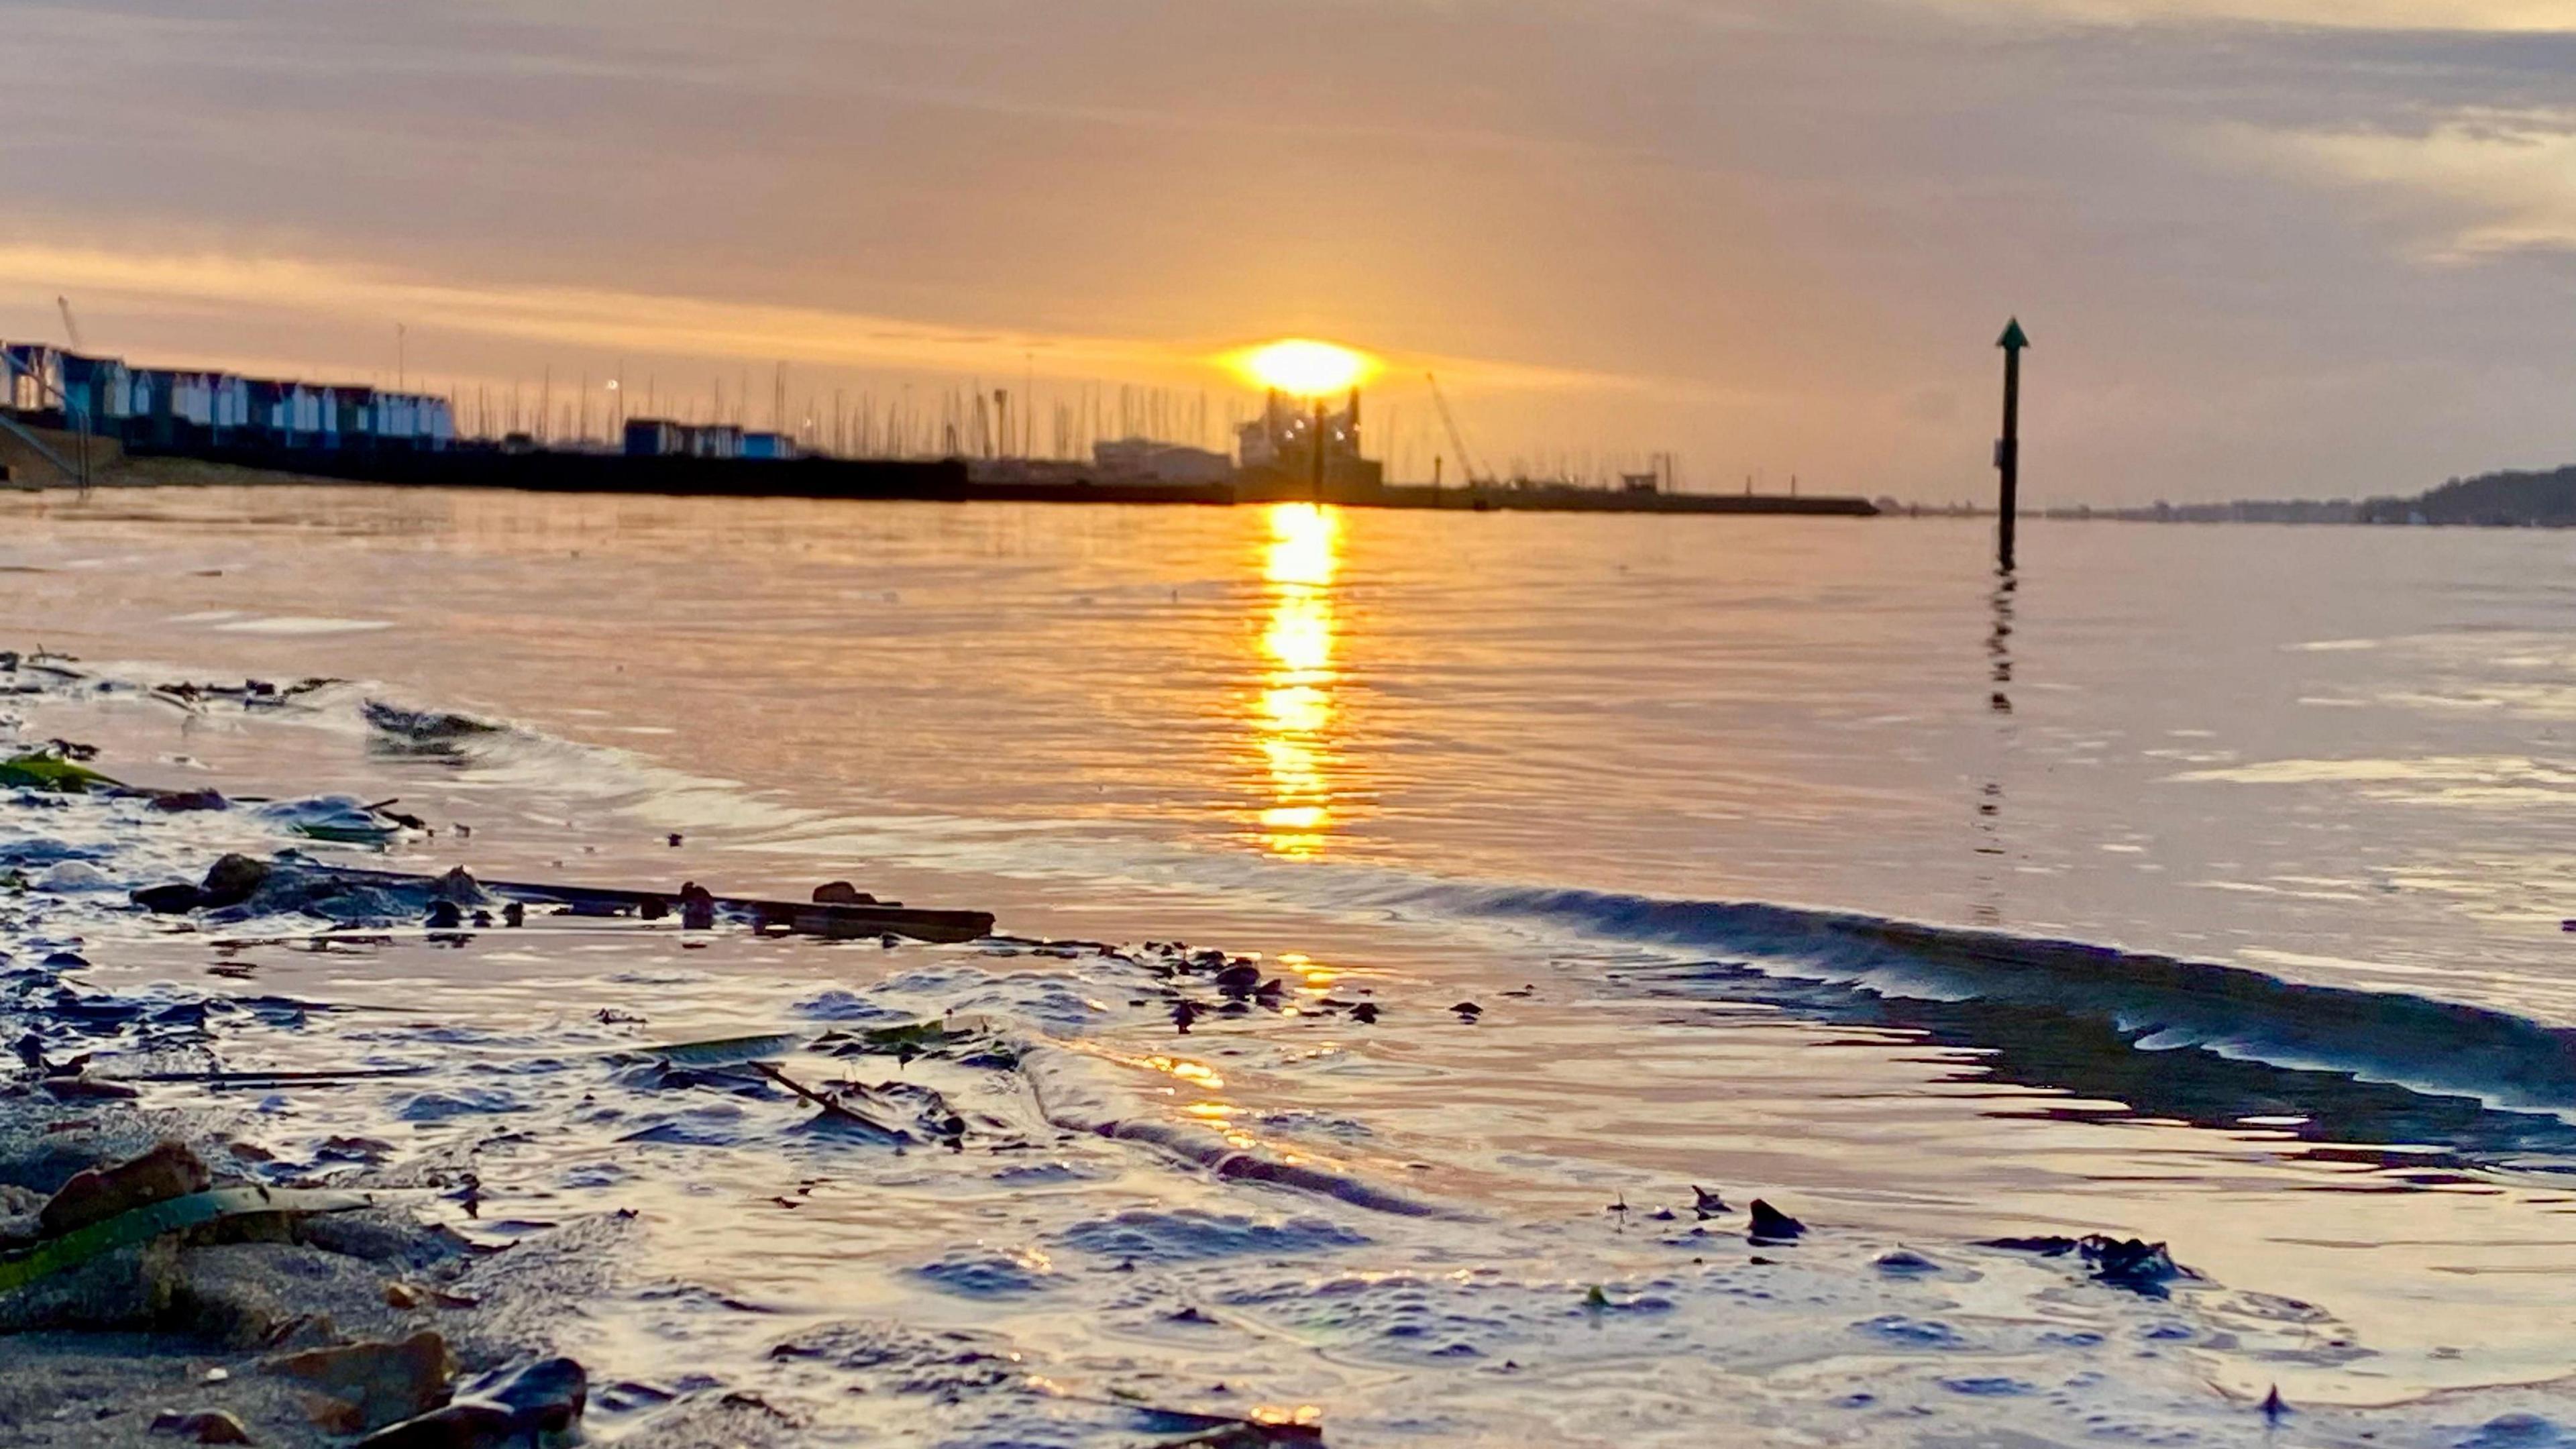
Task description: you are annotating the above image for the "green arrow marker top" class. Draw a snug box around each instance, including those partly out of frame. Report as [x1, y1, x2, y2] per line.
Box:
[1998, 318, 2031, 350]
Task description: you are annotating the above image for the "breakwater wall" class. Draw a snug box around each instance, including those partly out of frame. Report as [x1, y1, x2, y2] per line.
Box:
[114, 443, 1877, 515]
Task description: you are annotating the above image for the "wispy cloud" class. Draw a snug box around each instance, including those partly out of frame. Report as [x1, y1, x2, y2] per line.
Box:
[1905, 0, 2575, 30]
[4, 0, 2575, 498]
[0, 241, 1634, 394]
[2229, 114, 2576, 260]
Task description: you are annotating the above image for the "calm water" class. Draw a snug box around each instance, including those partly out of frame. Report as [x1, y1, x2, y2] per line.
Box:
[9, 488, 2576, 1442]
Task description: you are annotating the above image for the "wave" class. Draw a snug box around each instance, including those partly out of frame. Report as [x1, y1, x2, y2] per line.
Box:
[353, 672, 2576, 1168]
[91, 653, 2576, 1171]
[1389, 883, 2576, 1163]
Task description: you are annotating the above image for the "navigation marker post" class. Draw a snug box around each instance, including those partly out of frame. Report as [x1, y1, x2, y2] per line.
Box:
[1994, 317, 2029, 571]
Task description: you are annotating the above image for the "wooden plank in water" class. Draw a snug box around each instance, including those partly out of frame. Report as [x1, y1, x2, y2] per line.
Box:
[305, 866, 996, 945]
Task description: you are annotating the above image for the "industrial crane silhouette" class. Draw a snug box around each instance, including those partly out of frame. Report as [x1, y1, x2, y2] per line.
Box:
[1425, 372, 1492, 488]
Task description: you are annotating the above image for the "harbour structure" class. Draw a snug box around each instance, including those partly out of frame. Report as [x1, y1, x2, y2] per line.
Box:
[0, 335, 1873, 515]
[624, 418, 754, 460]
[1, 340, 453, 451]
[1236, 388, 1382, 492]
[623, 419, 806, 460]
[1093, 435, 1232, 484]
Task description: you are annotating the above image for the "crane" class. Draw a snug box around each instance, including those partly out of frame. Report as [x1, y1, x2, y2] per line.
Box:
[56, 296, 83, 352]
[1424, 372, 1490, 488]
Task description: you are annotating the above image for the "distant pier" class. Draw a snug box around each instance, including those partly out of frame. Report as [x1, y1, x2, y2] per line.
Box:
[112, 441, 1880, 516]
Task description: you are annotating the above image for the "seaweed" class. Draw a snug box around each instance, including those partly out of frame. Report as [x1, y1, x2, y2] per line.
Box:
[0, 1185, 377, 1295]
[637, 1032, 803, 1067]
[0, 751, 118, 793]
[819, 1018, 1018, 1069]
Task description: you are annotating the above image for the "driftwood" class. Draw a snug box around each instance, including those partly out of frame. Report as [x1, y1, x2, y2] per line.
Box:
[291, 865, 994, 945]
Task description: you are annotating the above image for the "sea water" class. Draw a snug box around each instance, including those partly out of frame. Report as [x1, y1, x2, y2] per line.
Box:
[7, 488, 2576, 1444]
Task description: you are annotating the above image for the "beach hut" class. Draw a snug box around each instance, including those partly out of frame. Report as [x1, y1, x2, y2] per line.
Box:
[290, 382, 327, 443]
[325, 385, 375, 448]
[4, 343, 65, 417]
[246, 380, 286, 443]
[131, 368, 221, 447]
[210, 374, 252, 440]
[131, 368, 175, 445]
[59, 353, 133, 427]
[176, 372, 218, 433]
[624, 418, 685, 456]
[248, 379, 323, 446]
[419, 396, 454, 450]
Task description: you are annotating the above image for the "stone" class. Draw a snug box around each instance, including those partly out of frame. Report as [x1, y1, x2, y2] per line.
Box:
[150, 1409, 253, 1443]
[1747, 1199, 1807, 1244]
[149, 789, 231, 814]
[262, 1330, 455, 1434]
[134, 881, 209, 912]
[429, 867, 496, 906]
[352, 1356, 586, 1449]
[39, 1140, 210, 1237]
[199, 855, 274, 910]
[350, 1401, 519, 1448]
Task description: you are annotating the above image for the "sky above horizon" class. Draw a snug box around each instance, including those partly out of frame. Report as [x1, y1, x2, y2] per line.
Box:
[1, 0, 2571, 503]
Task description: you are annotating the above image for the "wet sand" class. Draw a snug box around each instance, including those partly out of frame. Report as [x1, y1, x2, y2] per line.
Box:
[14, 492, 2576, 1444]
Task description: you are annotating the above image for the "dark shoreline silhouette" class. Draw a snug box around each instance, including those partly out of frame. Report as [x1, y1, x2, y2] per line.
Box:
[94, 441, 1876, 515]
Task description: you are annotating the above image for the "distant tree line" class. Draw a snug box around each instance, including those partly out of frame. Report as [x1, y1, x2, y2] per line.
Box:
[2037, 498, 2358, 524]
[2358, 465, 2576, 527]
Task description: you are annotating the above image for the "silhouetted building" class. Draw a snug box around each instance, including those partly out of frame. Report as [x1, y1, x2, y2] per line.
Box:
[1236, 388, 1381, 490]
[1095, 436, 1231, 484]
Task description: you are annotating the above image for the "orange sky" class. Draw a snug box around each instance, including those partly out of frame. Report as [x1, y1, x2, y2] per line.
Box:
[1, 1, 2571, 502]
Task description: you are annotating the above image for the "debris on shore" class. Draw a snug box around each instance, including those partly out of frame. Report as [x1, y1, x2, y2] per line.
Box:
[1982, 1233, 2192, 1295]
[13, 641, 2534, 1448]
[122, 855, 998, 944]
[0, 1129, 598, 1447]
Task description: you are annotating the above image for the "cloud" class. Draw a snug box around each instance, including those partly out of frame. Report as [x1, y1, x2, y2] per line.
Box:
[1904, 0, 2575, 30]
[4, 0, 2575, 499]
[2240, 115, 2576, 259]
[0, 239, 1637, 395]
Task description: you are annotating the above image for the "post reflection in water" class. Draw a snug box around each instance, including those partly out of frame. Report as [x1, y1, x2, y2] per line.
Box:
[1972, 570, 2017, 926]
[1250, 502, 1345, 857]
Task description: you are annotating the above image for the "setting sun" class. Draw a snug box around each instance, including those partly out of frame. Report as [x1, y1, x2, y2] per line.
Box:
[1228, 338, 1377, 396]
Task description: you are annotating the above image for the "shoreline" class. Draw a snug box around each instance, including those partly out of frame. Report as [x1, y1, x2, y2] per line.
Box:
[13, 643, 2576, 1444]
[3, 423, 1876, 515]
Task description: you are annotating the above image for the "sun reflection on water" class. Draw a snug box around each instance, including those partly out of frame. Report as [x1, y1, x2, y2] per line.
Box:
[1254, 503, 1344, 856]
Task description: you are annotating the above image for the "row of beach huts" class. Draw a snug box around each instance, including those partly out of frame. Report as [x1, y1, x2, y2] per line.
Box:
[1, 341, 457, 451]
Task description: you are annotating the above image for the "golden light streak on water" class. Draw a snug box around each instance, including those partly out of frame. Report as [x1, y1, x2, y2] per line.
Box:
[1254, 502, 1344, 857]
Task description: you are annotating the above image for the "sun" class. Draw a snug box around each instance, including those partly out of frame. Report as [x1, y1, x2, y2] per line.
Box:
[1227, 339, 1377, 396]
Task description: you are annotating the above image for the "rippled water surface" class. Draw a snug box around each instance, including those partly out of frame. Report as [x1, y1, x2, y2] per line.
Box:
[9, 488, 2576, 1442]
